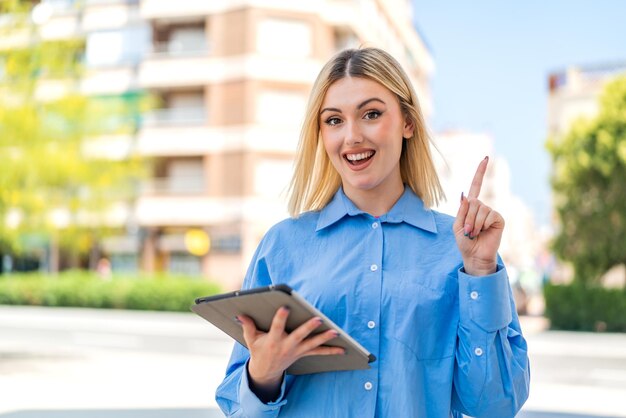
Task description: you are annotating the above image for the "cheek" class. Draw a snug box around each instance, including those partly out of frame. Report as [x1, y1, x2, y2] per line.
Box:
[377, 120, 404, 152]
[321, 130, 342, 157]
[365, 118, 393, 136]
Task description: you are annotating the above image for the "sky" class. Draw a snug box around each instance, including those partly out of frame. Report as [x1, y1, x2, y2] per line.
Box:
[412, 1, 626, 227]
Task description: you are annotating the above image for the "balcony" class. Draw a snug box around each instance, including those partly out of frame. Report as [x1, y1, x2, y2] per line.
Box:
[82, 134, 134, 161]
[138, 53, 321, 88]
[135, 196, 242, 226]
[136, 170, 234, 226]
[82, 1, 141, 31]
[81, 67, 139, 95]
[136, 124, 298, 157]
[140, 176, 206, 196]
[142, 107, 207, 127]
[135, 195, 288, 227]
[140, 0, 223, 19]
[137, 107, 212, 156]
[136, 125, 216, 156]
[151, 34, 209, 56]
[140, 0, 323, 19]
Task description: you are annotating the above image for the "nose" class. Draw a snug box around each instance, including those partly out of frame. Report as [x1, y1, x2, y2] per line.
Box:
[345, 121, 363, 146]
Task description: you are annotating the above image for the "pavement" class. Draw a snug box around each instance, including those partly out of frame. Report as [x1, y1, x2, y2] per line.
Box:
[0, 306, 624, 417]
[519, 317, 626, 417]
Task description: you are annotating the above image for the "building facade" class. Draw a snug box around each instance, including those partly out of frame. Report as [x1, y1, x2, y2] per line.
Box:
[547, 62, 626, 139]
[21, 0, 435, 289]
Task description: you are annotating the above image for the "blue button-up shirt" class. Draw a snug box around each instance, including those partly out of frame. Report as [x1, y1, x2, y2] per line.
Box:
[216, 187, 530, 417]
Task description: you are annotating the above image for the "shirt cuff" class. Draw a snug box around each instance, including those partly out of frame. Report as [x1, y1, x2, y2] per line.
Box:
[458, 264, 512, 332]
[239, 359, 288, 415]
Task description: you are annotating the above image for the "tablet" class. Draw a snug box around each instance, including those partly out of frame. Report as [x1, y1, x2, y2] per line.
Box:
[191, 284, 376, 375]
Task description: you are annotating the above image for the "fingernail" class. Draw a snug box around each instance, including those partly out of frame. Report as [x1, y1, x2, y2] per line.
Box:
[484, 156, 489, 161]
[282, 305, 290, 312]
[460, 192, 464, 203]
[468, 234, 475, 240]
[464, 224, 471, 236]
[234, 316, 242, 324]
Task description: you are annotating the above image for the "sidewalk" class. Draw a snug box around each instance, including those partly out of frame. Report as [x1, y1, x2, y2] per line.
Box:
[519, 315, 626, 418]
[0, 307, 625, 417]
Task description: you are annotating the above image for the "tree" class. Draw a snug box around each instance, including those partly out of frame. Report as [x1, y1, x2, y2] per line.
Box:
[547, 77, 626, 284]
[0, 2, 146, 271]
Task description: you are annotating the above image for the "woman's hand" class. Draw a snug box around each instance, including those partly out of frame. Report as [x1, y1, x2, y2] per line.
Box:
[453, 157, 505, 276]
[238, 306, 344, 400]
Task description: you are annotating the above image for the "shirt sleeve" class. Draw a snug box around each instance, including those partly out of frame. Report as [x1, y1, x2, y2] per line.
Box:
[451, 264, 531, 417]
[215, 342, 291, 417]
[214, 232, 293, 417]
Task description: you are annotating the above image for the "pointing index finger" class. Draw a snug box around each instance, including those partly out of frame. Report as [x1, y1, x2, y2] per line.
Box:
[468, 156, 489, 199]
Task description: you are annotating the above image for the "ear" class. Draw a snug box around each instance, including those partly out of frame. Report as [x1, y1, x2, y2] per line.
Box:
[403, 115, 415, 139]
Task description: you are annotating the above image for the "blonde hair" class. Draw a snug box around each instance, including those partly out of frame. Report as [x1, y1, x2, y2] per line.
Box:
[287, 47, 444, 217]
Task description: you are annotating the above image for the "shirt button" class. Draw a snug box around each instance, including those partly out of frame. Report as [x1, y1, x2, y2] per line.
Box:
[370, 264, 378, 272]
[367, 321, 376, 329]
[364, 381, 373, 390]
[474, 347, 484, 356]
[470, 291, 479, 300]
[372, 222, 379, 229]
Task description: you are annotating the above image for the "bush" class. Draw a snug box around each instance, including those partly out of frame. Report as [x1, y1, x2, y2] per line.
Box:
[544, 282, 626, 332]
[0, 271, 222, 312]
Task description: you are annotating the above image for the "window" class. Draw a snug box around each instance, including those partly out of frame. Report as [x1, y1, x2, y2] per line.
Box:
[167, 158, 206, 194]
[110, 254, 138, 273]
[334, 27, 359, 52]
[153, 21, 208, 55]
[168, 253, 202, 275]
[146, 158, 206, 195]
[143, 90, 207, 126]
[212, 235, 242, 253]
[169, 26, 207, 53]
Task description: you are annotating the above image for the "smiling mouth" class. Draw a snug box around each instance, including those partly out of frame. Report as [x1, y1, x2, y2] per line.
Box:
[344, 151, 375, 166]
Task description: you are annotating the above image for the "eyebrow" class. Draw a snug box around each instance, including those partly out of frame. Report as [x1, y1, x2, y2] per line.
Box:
[320, 97, 386, 115]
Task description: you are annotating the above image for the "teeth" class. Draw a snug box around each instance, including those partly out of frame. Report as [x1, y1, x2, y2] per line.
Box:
[346, 151, 374, 161]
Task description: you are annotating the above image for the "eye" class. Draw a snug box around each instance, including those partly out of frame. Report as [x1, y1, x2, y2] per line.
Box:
[324, 116, 342, 126]
[364, 110, 382, 120]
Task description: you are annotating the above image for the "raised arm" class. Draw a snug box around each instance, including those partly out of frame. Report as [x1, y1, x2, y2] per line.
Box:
[451, 157, 530, 416]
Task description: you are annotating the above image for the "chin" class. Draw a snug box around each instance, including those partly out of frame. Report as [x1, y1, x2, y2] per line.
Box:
[346, 179, 379, 191]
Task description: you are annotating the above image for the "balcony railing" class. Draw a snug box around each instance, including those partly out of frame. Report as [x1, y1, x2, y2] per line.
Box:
[141, 107, 207, 127]
[141, 176, 206, 195]
[150, 41, 209, 57]
[140, 0, 218, 19]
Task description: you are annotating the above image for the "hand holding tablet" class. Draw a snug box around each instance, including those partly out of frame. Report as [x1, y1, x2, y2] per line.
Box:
[192, 284, 375, 375]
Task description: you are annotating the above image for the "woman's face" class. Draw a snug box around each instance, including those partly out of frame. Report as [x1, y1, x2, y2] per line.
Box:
[319, 76, 414, 198]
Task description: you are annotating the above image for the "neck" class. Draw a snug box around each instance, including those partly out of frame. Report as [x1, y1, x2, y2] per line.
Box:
[343, 181, 405, 217]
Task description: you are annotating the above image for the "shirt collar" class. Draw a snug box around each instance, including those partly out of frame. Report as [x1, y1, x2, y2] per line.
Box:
[316, 186, 438, 233]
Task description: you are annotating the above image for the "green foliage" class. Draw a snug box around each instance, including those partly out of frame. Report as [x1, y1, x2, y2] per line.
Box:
[546, 77, 626, 283]
[0, 0, 31, 14]
[544, 282, 626, 332]
[0, 2, 148, 258]
[0, 271, 222, 312]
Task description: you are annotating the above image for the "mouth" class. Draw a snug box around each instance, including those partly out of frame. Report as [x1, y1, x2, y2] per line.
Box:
[344, 150, 375, 167]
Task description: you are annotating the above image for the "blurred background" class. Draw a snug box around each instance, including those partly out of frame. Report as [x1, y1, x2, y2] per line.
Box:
[0, 0, 625, 417]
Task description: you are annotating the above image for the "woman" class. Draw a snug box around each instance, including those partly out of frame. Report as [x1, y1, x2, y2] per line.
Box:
[216, 47, 530, 418]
